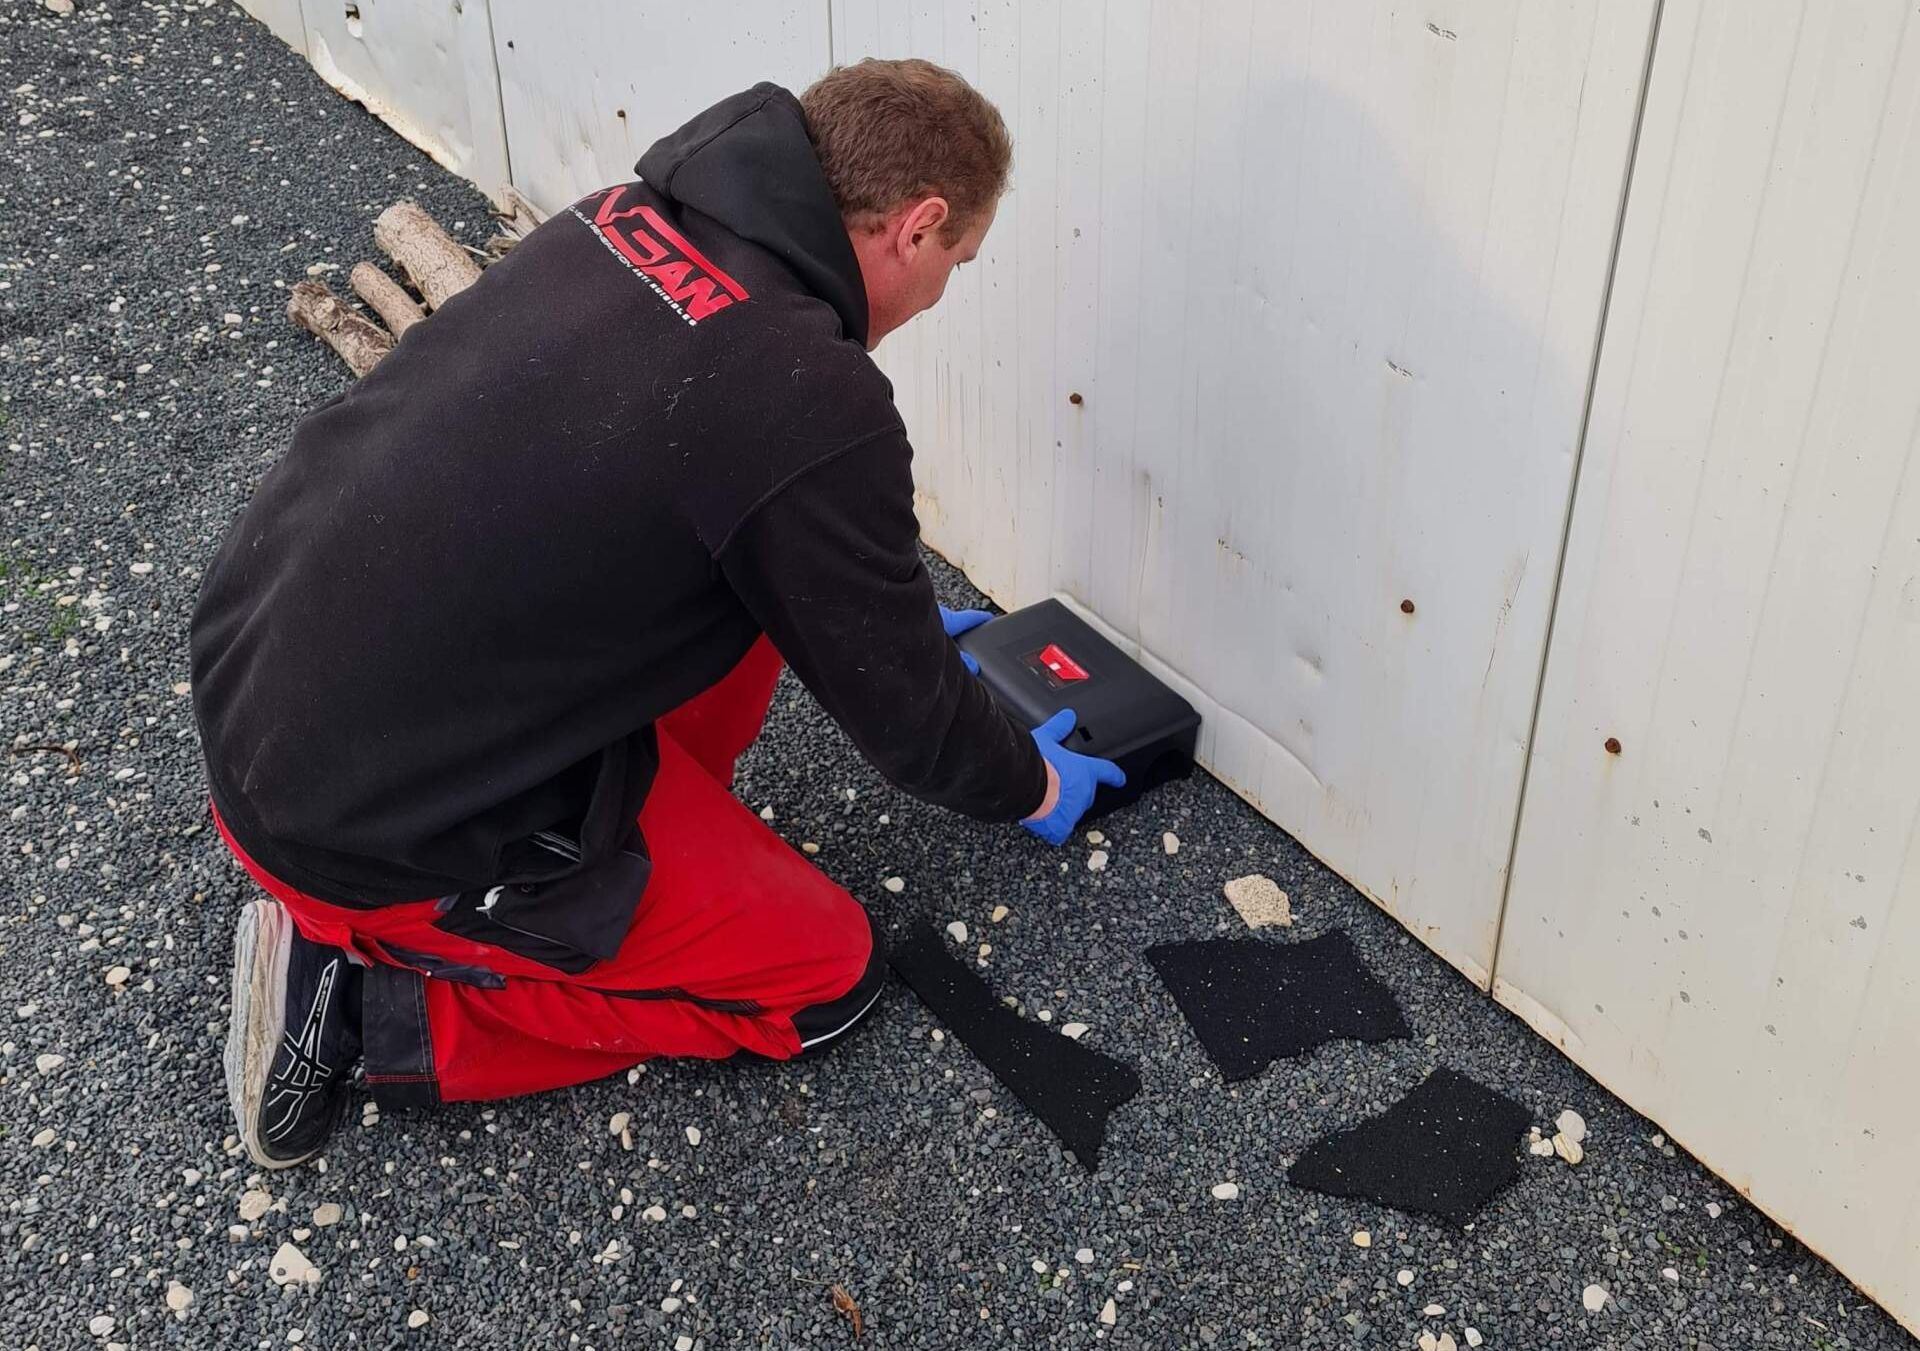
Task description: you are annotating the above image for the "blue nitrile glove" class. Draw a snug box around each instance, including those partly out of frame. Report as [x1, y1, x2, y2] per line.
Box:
[1022, 708, 1127, 846]
[939, 605, 992, 675]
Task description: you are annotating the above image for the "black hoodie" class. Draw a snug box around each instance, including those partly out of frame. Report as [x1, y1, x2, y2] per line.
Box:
[190, 84, 1047, 913]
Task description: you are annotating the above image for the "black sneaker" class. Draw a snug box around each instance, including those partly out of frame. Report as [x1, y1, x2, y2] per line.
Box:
[224, 901, 363, 1168]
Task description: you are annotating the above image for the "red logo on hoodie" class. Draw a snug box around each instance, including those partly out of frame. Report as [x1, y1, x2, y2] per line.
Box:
[576, 185, 750, 324]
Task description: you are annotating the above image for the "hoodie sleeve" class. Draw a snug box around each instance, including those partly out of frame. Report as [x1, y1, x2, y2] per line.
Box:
[716, 431, 1049, 822]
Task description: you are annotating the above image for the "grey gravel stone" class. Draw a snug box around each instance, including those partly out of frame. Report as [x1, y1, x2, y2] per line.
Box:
[0, 5, 1912, 1350]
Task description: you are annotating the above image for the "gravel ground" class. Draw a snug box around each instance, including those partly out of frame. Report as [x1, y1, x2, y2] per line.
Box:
[2, 3, 1912, 1349]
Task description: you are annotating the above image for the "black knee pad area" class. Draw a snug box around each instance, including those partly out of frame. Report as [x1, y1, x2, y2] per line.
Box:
[789, 906, 887, 1050]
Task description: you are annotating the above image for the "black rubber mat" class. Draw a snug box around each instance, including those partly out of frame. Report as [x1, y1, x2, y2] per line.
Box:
[1145, 931, 1410, 1080]
[889, 924, 1141, 1169]
[1288, 1067, 1531, 1224]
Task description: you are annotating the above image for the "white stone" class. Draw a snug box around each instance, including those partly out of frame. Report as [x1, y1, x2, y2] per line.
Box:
[685, 1125, 702, 1147]
[1437, 1335, 1458, 1351]
[1162, 832, 1180, 854]
[311, 1203, 343, 1228]
[1031, 1258, 1049, 1274]
[1662, 1266, 1680, 1282]
[182, 1169, 202, 1186]
[945, 921, 968, 945]
[608, 1112, 630, 1136]
[1529, 1137, 1557, 1157]
[406, 1310, 429, 1329]
[226, 1224, 249, 1243]
[1210, 1181, 1240, 1201]
[104, 965, 131, 987]
[1087, 850, 1109, 872]
[990, 905, 1009, 923]
[1086, 830, 1105, 844]
[268, 1242, 319, 1287]
[675, 1339, 694, 1351]
[1581, 1284, 1609, 1313]
[883, 876, 905, 893]
[237, 1190, 272, 1222]
[1552, 1132, 1585, 1166]
[164, 1280, 193, 1313]
[44, 0, 76, 15]
[661, 1296, 682, 1313]
[32, 1127, 57, 1148]
[642, 1205, 668, 1223]
[1706, 1202, 1722, 1219]
[88, 1314, 115, 1336]
[1076, 1247, 1094, 1263]
[1423, 1303, 1445, 1316]
[801, 841, 820, 855]
[1351, 1230, 1371, 1248]
[977, 943, 992, 960]
[758, 805, 774, 820]
[1060, 1022, 1089, 1040]
[1555, 1108, 1588, 1145]
[35, 1053, 63, 1073]
[1465, 1329, 1483, 1348]
[1418, 1333, 1439, 1351]
[1396, 1269, 1415, 1287]
[1224, 873, 1292, 928]
[930, 1028, 944, 1042]
[1099, 1298, 1117, 1326]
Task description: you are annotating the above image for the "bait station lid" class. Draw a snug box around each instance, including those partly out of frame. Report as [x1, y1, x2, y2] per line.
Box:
[958, 599, 1201, 818]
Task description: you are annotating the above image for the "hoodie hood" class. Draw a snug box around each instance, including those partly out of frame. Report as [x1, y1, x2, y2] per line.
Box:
[637, 83, 868, 347]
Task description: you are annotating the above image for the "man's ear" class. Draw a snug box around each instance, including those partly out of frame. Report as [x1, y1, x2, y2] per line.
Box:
[898, 196, 952, 258]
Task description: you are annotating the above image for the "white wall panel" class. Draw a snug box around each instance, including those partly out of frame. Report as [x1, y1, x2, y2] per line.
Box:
[833, 0, 1660, 987]
[1498, 0, 1920, 1332]
[298, 0, 509, 195]
[487, 0, 832, 216]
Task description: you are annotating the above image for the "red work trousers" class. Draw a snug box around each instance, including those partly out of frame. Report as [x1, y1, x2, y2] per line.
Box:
[215, 636, 882, 1106]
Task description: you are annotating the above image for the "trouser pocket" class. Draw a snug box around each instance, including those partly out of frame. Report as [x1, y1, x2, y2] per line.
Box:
[432, 828, 651, 975]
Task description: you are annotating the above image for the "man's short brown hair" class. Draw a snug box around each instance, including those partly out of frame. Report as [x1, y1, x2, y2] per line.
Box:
[800, 59, 1012, 244]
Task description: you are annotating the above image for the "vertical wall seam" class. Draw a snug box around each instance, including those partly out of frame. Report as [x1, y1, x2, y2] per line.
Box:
[1488, 0, 1669, 988]
[480, 0, 514, 195]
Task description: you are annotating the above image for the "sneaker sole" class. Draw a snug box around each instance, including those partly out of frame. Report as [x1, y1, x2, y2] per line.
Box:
[224, 900, 309, 1169]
